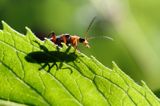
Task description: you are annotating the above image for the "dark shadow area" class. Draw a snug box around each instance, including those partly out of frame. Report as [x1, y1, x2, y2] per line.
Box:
[25, 41, 77, 72]
[154, 89, 160, 98]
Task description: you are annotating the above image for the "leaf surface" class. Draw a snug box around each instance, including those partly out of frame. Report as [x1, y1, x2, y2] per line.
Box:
[0, 21, 159, 106]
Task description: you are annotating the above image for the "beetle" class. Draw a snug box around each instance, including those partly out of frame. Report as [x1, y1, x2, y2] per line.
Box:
[46, 17, 113, 49]
[48, 32, 90, 49]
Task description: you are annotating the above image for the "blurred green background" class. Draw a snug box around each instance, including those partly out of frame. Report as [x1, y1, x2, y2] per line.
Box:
[0, 0, 160, 96]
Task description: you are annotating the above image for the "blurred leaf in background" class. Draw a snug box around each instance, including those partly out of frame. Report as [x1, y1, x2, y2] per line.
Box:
[0, 0, 160, 97]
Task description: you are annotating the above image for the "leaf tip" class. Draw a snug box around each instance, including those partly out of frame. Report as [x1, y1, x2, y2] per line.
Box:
[112, 61, 116, 65]
[1, 20, 16, 34]
[112, 61, 117, 69]
[1, 20, 9, 30]
[25, 26, 31, 31]
[141, 80, 152, 92]
[141, 80, 148, 88]
[25, 26, 38, 40]
[1, 20, 5, 24]
[25, 27, 32, 34]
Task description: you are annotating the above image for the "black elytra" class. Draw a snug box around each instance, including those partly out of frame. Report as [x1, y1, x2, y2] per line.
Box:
[64, 34, 71, 45]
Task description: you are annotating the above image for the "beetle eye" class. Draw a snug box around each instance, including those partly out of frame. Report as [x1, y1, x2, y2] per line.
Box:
[65, 34, 70, 38]
[79, 38, 85, 43]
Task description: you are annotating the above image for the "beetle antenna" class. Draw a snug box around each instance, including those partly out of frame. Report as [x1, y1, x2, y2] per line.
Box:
[84, 16, 96, 39]
[87, 36, 114, 41]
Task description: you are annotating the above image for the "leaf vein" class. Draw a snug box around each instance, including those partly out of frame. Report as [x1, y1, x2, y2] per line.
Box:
[96, 75, 137, 106]
[49, 72, 83, 106]
[93, 76, 111, 106]
[0, 97, 30, 106]
[67, 61, 110, 105]
[116, 71, 152, 105]
[16, 52, 25, 79]
[0, 61, 50, 106]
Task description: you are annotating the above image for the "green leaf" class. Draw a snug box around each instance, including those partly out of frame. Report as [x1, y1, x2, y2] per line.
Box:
[0, 21, 159, 106]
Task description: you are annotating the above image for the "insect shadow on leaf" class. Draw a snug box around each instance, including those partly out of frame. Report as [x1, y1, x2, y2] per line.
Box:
[25, 41, 77, 73]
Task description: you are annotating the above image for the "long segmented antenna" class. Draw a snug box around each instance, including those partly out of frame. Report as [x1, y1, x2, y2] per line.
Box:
[87, 36, 114, 41]
[84, 16, 114, 41]
[84, 16, 97, 39]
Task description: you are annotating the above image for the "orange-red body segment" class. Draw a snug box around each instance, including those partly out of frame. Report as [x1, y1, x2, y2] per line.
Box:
[49, 33, 90, 49]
